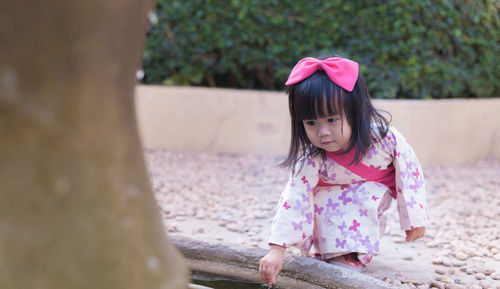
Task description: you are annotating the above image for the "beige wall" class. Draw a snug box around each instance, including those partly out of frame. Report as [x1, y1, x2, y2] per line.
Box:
[135, 85, 500, 167]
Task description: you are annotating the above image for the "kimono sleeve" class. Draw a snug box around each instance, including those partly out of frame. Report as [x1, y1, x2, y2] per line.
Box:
[389, 127, 428, 230]
[268, 155, 319, 253]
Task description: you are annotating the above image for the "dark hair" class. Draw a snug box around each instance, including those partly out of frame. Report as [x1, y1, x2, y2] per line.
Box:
[281, 68, 390, 169]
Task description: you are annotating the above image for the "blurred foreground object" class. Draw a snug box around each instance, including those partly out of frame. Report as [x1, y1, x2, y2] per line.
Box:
[0, 1, 188, 289]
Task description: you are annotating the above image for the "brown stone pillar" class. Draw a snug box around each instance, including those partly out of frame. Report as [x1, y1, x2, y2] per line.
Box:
[0, 1, 187, 289]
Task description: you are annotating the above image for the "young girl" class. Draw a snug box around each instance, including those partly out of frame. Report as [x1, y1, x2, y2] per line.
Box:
[259, 56, 427, 285]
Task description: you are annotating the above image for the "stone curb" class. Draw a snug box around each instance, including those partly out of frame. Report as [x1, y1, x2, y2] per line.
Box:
[171, 235, 398, 289]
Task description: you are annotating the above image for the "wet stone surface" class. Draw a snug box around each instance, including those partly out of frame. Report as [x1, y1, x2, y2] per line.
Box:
[145, 150, 500, 289]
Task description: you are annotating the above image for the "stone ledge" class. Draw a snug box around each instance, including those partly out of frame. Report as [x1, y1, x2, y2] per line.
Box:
[171, 235, 398, 289]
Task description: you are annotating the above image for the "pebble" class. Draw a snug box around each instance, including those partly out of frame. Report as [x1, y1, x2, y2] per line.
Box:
[249, 228, 261, 235]
[472, 256, 485, 263]
[440, 276, 453, 284]
[493, 254, 500, 261]
[491, 272, 500, 280]
[474, 267, 495, 275]
[478, 280, 492, 289]
[427, 241, 441, 248]
[432, 258, 444, 265]
[195, 211, 206, 219]
[405, 278, 420, 285]
[394, 237, 406, 243]
[464, 247, 479, 257]
[442, 260, 452, 267]
[430, 281, 445, 289]
[466, 268, 474, 275]
[395, 272, 406, 281]
[452, 261, 466, 267]
[226, 224, 242, 232]
[447, 268, 455, 274]
[388, 278, 401, 285]
[475, 273, 486, 280]
[404, 256, 414, 261]
[455, 252, 468, 260]
[167, 225, 178, 232]
[435, 268, 446, 275]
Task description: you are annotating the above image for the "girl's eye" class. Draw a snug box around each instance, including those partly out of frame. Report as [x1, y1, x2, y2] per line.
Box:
[328, 118, 338, 123]
[305, 120, 315, 126]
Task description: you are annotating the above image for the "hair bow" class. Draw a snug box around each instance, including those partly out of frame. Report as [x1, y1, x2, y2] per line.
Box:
[285, 57, 359, 92]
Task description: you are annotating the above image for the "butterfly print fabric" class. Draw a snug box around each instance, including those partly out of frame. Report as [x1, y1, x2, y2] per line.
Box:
[269, 127, 428, 259]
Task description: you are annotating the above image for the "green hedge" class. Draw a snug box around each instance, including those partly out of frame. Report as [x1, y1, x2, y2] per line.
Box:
[142, 0, 499, 99]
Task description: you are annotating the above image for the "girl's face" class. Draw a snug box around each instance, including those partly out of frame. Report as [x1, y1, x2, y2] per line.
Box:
[302, 114, 352, 152]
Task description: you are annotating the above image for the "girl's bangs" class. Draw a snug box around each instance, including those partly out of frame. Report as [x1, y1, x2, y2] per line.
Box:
[292, 72, 343, 121]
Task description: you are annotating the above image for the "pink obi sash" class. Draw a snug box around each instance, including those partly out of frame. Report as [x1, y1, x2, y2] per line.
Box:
[317, 149, 397, 199]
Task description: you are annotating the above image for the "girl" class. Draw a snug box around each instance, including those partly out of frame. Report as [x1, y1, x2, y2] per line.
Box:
[259, 57, 427, 285]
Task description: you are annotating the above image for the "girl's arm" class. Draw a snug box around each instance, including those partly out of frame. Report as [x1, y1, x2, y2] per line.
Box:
[259, 244, 285, 285]
[390, 127, 428, 235]
[268, 155, 320, 253]
[260, 155, 320, 284]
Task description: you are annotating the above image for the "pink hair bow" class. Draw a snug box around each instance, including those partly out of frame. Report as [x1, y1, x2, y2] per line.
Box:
[285, 57, 359, 92]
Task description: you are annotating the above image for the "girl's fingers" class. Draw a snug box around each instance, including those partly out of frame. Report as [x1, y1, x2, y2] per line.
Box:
[266, 266, 275, 285]
[270, 267, 277, 285]
[261, 270, 268, 284]
[260, 263, 274, 285]
[263, 269, 270, 284]
[259, 254, 282, 285]
[259, 261, 267, 284]
[262, 264, 276, 285]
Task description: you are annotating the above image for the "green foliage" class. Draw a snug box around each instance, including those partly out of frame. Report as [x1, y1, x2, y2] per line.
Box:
[143, 0, 499, 99]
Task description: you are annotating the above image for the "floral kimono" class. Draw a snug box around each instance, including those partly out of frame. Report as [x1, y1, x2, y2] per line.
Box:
[269, 126, 427, 263]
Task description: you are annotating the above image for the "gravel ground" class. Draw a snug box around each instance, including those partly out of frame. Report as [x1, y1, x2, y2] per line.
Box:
[145, 149, 500, 289]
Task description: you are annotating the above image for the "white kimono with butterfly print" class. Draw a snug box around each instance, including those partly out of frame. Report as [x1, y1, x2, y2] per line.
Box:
[269, 126, 427, 258]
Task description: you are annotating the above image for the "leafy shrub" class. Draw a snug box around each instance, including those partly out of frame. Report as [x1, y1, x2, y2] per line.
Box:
[142, 0, 499, 99]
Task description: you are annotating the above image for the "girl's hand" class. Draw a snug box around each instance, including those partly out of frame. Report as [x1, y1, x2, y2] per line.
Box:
[405, 226, 425, 242]
[259, 245, 285, 285]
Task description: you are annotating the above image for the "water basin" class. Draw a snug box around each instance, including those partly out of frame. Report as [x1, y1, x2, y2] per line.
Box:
[191, 270, 279, 289]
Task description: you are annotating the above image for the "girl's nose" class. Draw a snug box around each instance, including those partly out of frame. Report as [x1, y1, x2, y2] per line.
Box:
[318, 125, 331, 137]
